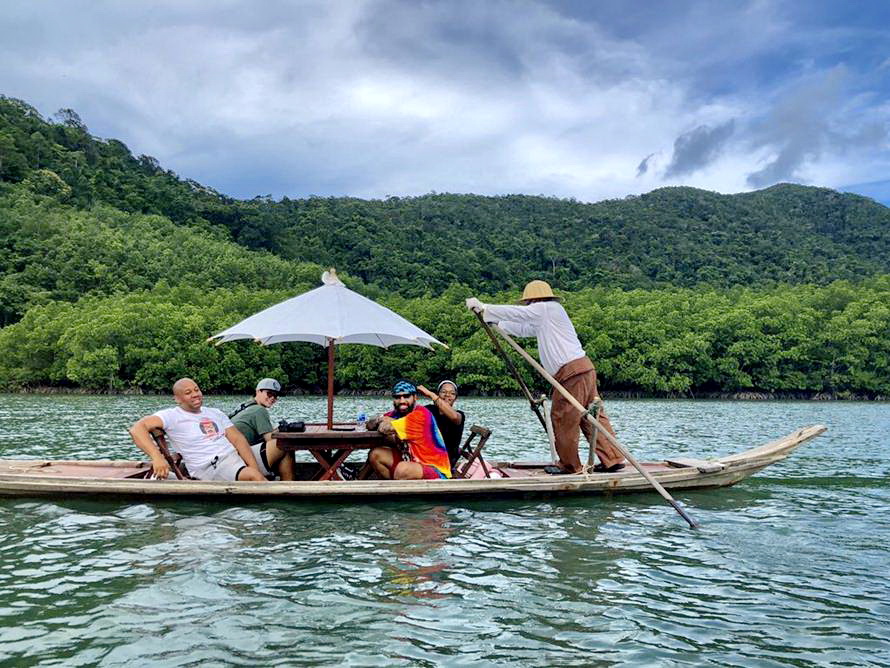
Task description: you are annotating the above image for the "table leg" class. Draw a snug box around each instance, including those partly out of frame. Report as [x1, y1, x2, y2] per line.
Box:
[309, 449, 353, 481]
[356, 461, 376, 480]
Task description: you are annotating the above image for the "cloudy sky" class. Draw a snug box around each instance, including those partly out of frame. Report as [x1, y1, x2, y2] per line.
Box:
[2, 0, 889, 203]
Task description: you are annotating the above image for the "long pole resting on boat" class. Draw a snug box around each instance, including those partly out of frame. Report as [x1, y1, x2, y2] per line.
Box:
[490, 323, 701, 529]
[473, 310, 549, 433]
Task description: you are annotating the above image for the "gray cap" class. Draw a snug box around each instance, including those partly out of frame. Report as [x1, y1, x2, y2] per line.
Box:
[256, 378, 282, 393]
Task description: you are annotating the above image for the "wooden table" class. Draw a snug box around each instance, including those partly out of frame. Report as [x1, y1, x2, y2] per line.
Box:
[275, 423, 386, 481]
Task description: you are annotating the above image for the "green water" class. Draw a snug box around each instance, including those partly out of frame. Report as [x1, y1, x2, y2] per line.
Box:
[1, 395, 888, 666]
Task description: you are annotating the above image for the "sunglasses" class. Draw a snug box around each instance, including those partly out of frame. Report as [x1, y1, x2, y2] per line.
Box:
[392, 393, 414, 399]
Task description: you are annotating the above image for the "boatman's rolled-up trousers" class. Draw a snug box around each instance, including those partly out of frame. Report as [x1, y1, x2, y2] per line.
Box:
[551, 356, 624, 472]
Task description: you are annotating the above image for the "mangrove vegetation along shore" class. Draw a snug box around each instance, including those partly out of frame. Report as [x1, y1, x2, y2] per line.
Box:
[5, 387, 885, 401]
[1, 95, 889, 397]
[1, 279, 887, 397]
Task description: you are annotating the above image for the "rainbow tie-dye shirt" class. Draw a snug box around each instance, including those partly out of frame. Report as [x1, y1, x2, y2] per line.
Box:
[387, 405, 451, 478]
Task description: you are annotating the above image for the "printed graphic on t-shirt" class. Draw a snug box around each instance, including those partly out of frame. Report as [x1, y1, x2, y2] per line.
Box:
[199, 418, 220, 438]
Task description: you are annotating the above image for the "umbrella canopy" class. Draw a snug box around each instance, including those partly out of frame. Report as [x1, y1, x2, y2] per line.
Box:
[211, 270, 441, 349]
[209, 269, 443, 427]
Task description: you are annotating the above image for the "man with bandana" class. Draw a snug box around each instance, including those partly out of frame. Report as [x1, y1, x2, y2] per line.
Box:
[367, 380, 452, 480]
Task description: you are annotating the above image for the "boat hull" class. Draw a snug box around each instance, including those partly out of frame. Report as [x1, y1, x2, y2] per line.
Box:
[0, 425, 825, 501]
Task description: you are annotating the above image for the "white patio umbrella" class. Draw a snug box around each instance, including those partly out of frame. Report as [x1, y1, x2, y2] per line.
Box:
[209, 269, 443, 428]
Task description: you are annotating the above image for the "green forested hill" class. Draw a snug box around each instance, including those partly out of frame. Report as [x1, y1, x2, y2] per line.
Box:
[3, 95, 890, 296]
[0, 97, 233, 227]
[260, 184, 890, 293]
[0, 189, 330, 326]
[2, 95, 889, 396]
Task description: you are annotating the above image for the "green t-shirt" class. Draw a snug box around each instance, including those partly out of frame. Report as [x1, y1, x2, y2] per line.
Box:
[231, 403, 274, 445]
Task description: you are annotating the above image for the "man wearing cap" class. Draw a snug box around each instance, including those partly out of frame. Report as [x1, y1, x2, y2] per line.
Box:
[229, 378, 296, 481]
[417, 380, 465, 470]
[366, 381, 452, 480]
[466, 281, 625, 475]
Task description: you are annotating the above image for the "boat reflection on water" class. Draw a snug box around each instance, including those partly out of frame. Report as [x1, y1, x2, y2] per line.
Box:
[383, 507, 453, 600]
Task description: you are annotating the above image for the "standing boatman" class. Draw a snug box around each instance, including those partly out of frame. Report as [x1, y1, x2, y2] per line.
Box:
[466, 280, 625, 475]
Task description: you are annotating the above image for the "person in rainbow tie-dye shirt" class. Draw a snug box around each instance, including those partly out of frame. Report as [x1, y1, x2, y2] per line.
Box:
[367, 380, 452, 480]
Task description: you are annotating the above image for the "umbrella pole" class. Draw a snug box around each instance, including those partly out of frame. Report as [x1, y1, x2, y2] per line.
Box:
[327, 339, 335, 430]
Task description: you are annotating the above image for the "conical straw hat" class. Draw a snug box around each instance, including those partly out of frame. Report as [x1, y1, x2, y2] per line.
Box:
[519, 280, 562, 303]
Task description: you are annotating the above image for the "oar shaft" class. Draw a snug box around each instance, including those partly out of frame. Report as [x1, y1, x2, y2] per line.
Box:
[490, 323, 700, 529]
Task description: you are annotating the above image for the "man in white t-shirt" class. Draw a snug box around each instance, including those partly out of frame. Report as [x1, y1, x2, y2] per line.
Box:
[129, 377, 269, 482]
[467, 280, 625, 475]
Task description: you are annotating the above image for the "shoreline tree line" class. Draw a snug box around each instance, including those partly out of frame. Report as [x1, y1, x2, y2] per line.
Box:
[1, 279, 887, 398]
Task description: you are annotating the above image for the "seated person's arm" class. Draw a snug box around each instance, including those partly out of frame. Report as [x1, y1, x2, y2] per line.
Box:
[366, 414, 387, 432]
[417, 385, 463, 425]
[225, 425, 261, 470]
[129, 415, 169, 478]
[366, 415, 401, 447]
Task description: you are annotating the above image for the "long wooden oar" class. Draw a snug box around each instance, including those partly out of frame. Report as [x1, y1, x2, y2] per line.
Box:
[490, 323, 700, 529]
[473, 310, 549, 433]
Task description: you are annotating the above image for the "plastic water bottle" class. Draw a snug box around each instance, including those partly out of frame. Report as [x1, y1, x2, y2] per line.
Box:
[357, 411, 367, 431]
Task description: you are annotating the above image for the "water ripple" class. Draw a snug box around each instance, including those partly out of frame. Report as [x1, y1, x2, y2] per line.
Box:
[1, 397, 889, 666]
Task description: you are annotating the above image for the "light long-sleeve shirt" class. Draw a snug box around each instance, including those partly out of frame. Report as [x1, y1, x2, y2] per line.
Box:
[483, 301, 585, 376]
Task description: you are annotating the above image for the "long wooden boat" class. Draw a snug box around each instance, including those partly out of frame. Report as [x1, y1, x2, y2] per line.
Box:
[0, 425, 825, 501]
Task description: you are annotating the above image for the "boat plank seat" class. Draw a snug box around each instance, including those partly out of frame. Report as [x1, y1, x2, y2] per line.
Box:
[454, 425, 493, 478]
[149, 428, 193, 480]
[123, 465, 154, 479]
[665, 457, 725, 473]
[492, 465, 537, 478]
[3, 461, 154, 479]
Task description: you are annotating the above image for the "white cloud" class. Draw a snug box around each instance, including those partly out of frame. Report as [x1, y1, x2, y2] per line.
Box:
[1, 0, 888, 201]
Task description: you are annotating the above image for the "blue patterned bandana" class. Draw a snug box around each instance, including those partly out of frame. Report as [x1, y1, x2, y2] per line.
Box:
[391, 380, 416, 396]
